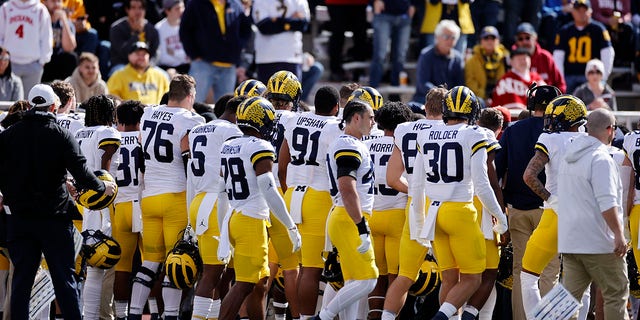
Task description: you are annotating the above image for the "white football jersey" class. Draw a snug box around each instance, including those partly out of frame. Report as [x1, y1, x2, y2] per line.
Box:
[188, 119, 243, 195]
[415, 123, 490, 202]
[272, 109, 296, 188]
[56, 113, 84, 135]
[535, 131, 586, 197]
[114, 131, 143, 203]
[623, 131, 640, 204]
[282, 112, 342, 191]
[220, 136, 275, 220]
[393, 119, 444, 176]
[366, 136, 407, 210]
[75, 125, 121, 171]
[327, 134, 375, 213]
[140, 106, 205, 197]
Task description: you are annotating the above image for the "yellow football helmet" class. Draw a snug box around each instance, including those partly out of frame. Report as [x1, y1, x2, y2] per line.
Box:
[80, 230, 122, 269]
[236, 96, 277, 140]
[347, 86, 384, 111]
[266, 71, 302, 106]
[322, 248, 343, 291]
[165, 235, 203, 289]
[408, 254, 441, 296]
[235, 79, 267, 97]
[77, 170, 117, 210]
[442, 86, 479, 124]
[543, 94, 587, 132]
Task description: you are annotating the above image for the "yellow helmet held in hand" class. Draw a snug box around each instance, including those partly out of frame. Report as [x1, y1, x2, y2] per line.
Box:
[77, 170, 117, 211]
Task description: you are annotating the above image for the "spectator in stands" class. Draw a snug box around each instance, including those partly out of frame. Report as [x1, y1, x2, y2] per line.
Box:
[66, 52, 108, 103]
[63, 0, 100, 55]
[503, 0, 543, 48]
[469, 0, 501, 48]
[492, 47, 543, 109]
[591, 0, 634, 67]
[420, 1, 474, 55]
[110, 0, 160, 76]
[539, 0, 573, 51]
[0, 0, 53, 97]
[465, 26, 508, 105]
[368, 0, 415, 88]
[253, 0, 310, 83]
[180, 0, 252, 103]
[42, 0, 78, 83]
[413, 20, 464, 104]
[107, 41, 168, 105]
[325, 0, 369, 82]
[0, 47, 24, 101]
[515, 22, 567, 93]
[573, 58, 617, 110]
[300, 52, 325, 103]
[553, 0, 614, 93]
[155, 0, 189, 75]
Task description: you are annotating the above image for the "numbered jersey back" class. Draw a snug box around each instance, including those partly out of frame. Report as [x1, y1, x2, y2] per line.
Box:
[114, 131, 143, 203]
[535, 131, 586, 196]
[326, 135, 375, 213]
[365, 136, 407, 210]
[188, 119, 243, 195]
[76, 125, 122, 172]
[220, 136, 275, 220]
[282, 112, 341, 191]
[140, 105, 204, 197]
[57, 113, 85, 136]
[416, 123, 488, 202]
[394, 119, 443, 176]
[623, 131, 640, 204]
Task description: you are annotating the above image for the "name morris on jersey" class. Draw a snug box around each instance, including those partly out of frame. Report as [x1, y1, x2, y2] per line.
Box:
[369, 142, 394, 153]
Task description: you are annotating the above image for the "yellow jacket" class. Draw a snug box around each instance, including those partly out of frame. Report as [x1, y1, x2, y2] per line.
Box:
[464, 43, 508, 99]
[107, 65, 169, 105]
[420, 1, 474, 34]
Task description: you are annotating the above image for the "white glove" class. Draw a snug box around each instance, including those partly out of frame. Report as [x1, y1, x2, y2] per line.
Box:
[546, 194, 559, 211]
[357, 233, 371, 254]
[287, 226, 302, 253]
[493, 214, 509, 235]
[217, 249, 230, 265]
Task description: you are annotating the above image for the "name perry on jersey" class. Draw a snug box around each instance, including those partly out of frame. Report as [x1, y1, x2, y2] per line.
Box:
[121, 135, 138, 145]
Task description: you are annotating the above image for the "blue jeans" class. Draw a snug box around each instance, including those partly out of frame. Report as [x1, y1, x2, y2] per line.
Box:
[369, 13, 412, 87]
[301, 61, 324, 102]
[189, 60, 237, 103]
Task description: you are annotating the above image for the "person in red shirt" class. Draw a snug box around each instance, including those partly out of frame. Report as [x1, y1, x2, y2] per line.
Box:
[492, 47, 543, 109]
[513, 22, 566, 93]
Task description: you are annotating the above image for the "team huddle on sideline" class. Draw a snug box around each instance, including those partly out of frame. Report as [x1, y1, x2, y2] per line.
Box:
[0, 69, 634, 320]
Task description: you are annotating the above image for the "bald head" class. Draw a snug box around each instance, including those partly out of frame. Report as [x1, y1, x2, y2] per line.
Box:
[586, 108, 616, 144]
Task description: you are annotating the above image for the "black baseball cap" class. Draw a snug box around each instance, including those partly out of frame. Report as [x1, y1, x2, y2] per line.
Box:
[130, 41, 150, 54]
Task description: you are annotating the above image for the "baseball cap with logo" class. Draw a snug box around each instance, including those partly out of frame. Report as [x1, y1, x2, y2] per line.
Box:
[573, 0, 590, 9]
[480, 26, 500, 39]
[129, 41, 150, 54]
[28, 84, 59, 108]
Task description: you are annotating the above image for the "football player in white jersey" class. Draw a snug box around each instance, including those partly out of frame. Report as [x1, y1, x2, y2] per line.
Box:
[364, 102, 413, 319]
[348, 86, 384, 140]
[73, 94, 121, 320]
[311, 99, 379, 320]
[409, 86, 508, 320]
[188, 96, 244, 320]
[380, 87, 446, 320]
[520, 95, 588, 317]
[277, 86, 342, 318]
[464, 108, 506, 320]
[128, 75, 205, 320]
[216, 97, 301, 320]
[111, 100, 145, 320]
[51, 81, 84, 135]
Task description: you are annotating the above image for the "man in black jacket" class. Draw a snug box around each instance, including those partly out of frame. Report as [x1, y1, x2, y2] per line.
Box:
[0, 84, 116, 319]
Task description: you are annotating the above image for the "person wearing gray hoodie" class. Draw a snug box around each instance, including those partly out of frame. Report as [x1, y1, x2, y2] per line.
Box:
[0, 46, 23, 101]
[557, 108, 629, 320]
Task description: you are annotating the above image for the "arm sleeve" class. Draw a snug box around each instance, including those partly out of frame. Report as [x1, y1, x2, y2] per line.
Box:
[600, 46, 615, 80]
[145, 24, 160, 59]
[257, 172, 295, 229]
[255, 17, 308, 35]
[408, 145, 426, 239]
[593, 156, 621, 213]
[552, 50, 565, 76]
[335, 153, 361, 179]
[179, 6, 196, 59]
[216, 177, 229, 231]
[470, 144, 505, 220]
